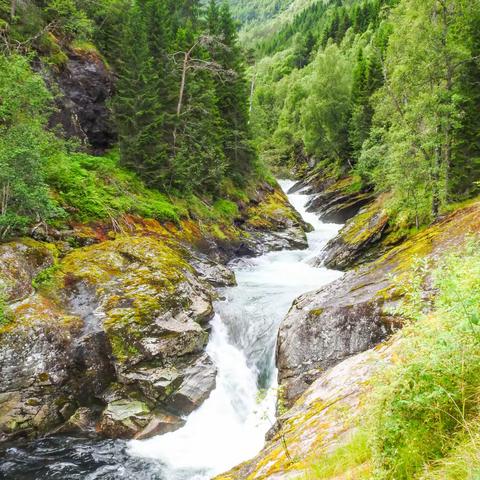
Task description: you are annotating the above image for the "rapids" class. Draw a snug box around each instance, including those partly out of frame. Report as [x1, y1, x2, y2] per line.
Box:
[0, 180, 342, 480]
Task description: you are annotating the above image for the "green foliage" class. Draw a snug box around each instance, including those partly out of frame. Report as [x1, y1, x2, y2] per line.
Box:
[369, 238, 480, 479]
[301, 44, 352, 166]
[0, 54, 64, 238]
[304, 431, 371, 479]
[45, 151, 182, 223]
[32, 264, 60, 292]
[212, 199, 239, 220]
[45, 0, 93, 41]
[357, 0, 480, 227]
[111, 0, 255, 195]
[250, 0, 480, 228]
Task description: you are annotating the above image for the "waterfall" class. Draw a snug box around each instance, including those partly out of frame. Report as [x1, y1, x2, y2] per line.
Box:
[128, 180, 343, 479]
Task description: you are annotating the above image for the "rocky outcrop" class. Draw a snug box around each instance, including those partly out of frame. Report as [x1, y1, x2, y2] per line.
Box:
[276, 277, 398, 408]
[0, 239, 56, 302]
[0, 235, 220, 442]
[216, 343, 394, 480]
[276, 200, 480, 407]
[47, 49, 116, 152]
[0, 183, 308, 442]
[242, 187, 309, 255]
[305, 188, 374, 224]
[316, 196, 390, 270]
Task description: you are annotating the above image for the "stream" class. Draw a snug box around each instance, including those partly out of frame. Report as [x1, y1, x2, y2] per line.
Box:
[0, 180, 342, 480]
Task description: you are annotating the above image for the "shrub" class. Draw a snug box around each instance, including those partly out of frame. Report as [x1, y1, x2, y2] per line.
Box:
[370, 238, 480, 480]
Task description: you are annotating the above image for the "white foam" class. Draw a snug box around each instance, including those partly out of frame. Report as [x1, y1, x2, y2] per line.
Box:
[128, 179, 343, 479]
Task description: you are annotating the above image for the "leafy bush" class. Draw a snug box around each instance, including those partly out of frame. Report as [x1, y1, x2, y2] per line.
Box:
[0, 54, 64, 238]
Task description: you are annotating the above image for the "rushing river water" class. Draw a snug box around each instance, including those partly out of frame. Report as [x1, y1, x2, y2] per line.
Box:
[0, 180, 342, 480]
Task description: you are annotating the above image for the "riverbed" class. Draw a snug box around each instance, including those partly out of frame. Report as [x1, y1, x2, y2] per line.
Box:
[0, 180, 342, 480]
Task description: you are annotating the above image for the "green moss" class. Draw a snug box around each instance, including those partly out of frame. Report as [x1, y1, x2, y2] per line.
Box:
[70, 39, 100, 55]
[304, 431, 372, 479]
[32, 264, 61, 293]
[0, 288, 12, 328]
[213, 199, 239, 220]
[211, 224, 228, 240]
[340, 203, 387, 246]
[246, 189, 299, 230]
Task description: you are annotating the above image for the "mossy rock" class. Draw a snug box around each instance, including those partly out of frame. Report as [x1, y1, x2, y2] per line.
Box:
[0, 239, 58, 303]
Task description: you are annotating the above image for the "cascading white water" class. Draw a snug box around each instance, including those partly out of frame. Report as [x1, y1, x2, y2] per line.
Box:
[128, 180, 343, 479]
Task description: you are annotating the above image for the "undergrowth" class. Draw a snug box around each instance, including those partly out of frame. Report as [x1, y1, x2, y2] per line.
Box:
[305, 237, 480, 480]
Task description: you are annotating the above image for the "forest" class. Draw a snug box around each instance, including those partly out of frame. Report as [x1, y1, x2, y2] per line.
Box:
[249, 0, 480, 228]
[0, 0, 259, 238]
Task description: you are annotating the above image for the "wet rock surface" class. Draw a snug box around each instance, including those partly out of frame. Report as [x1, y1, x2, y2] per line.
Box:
[305, 188, 374, 224]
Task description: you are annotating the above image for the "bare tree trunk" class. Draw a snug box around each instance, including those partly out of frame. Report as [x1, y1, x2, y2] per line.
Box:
[440, 0, 454, 202]
[177, 52, 189, 118]
[10, 0, 16, 20]
[432, 124, 442, 219]
[1, 182, 10, 216]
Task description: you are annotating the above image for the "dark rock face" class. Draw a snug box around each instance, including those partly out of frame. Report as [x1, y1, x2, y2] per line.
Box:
[305, 189, 374, 224]
[48, 51, 116, 152]
[0, 293, 115, 442]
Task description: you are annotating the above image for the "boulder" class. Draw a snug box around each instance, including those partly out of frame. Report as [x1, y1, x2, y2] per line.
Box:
[277, 280, 398, 408]
[316, 196, 390, 270]
[305, 186, 374, 224]
[0, 239, 56, 302]
[189, 253, 237, 287]
[134, 412, 186, 439]
[243, 188, 309, 254]
[166, 353, 217, 415]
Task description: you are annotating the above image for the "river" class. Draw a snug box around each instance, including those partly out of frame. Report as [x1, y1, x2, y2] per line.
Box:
[0, 180, 342, 480]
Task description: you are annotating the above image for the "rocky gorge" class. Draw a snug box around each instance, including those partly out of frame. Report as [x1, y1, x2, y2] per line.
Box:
[0, 180, 309, 444]
[1, 29, 480, 480]
[217, 172, 480, 480]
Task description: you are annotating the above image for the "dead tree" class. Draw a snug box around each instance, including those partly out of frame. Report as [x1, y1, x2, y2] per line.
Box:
[171, 34, 236, 149]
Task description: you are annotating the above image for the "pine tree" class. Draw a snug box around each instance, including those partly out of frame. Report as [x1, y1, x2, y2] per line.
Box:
[113, 4, 168, 186]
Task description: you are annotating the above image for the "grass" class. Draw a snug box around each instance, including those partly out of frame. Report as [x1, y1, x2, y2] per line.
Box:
[303, 236, 480, 480]
[369, 237, 480, 480]
[303, 431, 372, 480]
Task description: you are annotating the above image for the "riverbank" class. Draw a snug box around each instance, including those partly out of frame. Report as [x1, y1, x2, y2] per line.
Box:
[216, 174, 480, 480]
[0, 179, 307, 447]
